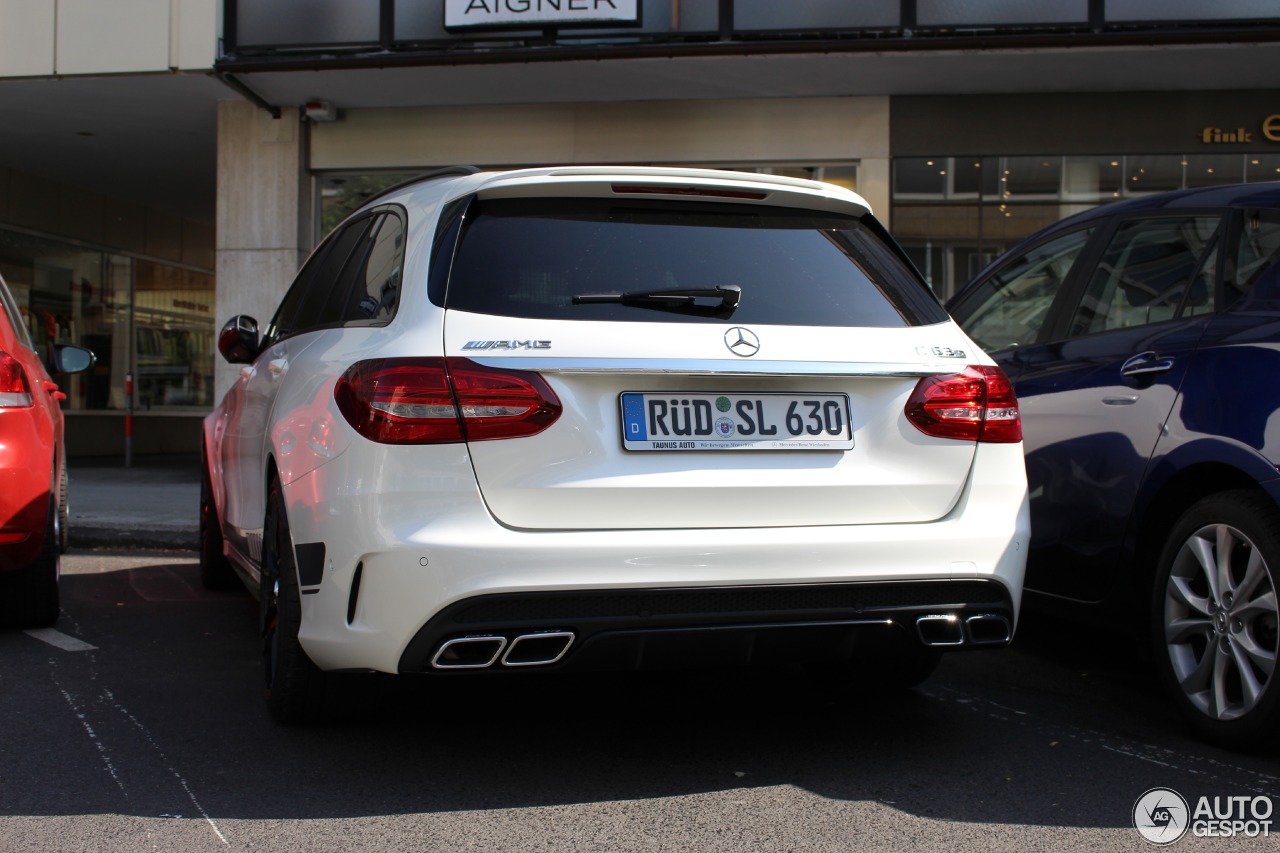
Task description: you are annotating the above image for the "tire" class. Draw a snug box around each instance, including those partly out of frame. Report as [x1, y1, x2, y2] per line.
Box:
[198, 453, 238, 591]
[261, 476, 328, 724]
[57, 463, 69, 554]
[1152, 491, 1280, 749]
[0, 492, 61, 628]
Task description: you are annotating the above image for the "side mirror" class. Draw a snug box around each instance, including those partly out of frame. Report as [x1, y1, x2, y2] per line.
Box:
[218, 315, 260, 364]
[49, 343, 95, 375]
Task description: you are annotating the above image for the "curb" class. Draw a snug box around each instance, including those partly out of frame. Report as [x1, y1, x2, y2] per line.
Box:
[70, 526, 198, 552]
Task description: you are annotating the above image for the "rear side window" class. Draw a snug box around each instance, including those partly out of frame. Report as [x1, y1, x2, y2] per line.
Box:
[265, 207, 407, 345]
[444, 198, 946, 327]
[1069, 215, 1220, 336]
[327, 212, 406, 326]
[1234, 208, 1280, 304]
[949, 227, 1094, 352]
[267, 217, 372, 345]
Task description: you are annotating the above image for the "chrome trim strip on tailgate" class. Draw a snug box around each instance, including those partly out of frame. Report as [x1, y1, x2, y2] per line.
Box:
[462, 357, 954, 378]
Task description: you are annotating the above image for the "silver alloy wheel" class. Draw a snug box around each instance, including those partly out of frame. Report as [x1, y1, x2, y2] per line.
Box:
[1164, 522, 1280, 722]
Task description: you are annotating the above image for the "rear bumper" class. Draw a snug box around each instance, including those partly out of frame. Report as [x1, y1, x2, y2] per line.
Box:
[397, 579, 1015, 674]
[279, 440, 1029, 674]
[0, 434, 52, 571]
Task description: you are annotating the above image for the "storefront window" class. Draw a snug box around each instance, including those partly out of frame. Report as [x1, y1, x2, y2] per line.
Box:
[0, 230, 127, 410]
[952, 158, 993, 196]
[1124, 155, 1185, 193]
[1184, 153, 1245, 187]
[894, 158, 948, 196]
[1247, 154, 1280, 181]
[134, 261, 215, 410]
[1005, 157, 1064, 198]
[894, 157, 999, 200]
[0, 227, 213, 412]
[1246, 154, 1280, 181]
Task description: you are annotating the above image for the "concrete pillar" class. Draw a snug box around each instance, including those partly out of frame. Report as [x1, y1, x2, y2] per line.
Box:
[858, 157, 891, 228]
[214, 100, 306, 400]
[1060, 157, 1101, 221]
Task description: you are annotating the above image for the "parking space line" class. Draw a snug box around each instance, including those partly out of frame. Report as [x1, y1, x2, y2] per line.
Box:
[24, 628, 97, 652]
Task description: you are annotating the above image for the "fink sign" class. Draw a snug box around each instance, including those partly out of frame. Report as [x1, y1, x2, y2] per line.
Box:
[445, 0, 640, 29]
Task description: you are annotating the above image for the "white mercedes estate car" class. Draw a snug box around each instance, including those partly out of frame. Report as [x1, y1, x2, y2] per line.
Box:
[201, 166, 1030, 723]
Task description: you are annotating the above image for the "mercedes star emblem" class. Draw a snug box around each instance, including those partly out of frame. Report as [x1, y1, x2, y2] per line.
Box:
[724, 326, 760, 357]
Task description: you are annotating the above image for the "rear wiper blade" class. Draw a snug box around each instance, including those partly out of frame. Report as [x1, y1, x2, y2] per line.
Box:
[572, 284, 741, 309]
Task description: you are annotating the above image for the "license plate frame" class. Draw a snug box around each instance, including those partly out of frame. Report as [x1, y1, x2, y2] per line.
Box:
[620, 392, 854, 451]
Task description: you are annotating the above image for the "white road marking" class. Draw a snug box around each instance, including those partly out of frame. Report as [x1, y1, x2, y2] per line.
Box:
[105, 688, 230, 847]
[49, 672, 230, 848]
[56, 686, 128, 798]
[925, 685, 1280, 795]
[24, 628, 97, 652]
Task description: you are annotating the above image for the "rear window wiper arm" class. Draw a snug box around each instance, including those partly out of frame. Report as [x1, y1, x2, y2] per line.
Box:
[572, 284, 741, 309]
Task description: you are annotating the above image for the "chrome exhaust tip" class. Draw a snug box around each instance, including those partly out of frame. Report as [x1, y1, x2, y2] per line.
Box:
[916, 614, 965, 646]
[501, 631, 575, 667]
[431, 635, 507, 669]
[964, 614, 1012, 645]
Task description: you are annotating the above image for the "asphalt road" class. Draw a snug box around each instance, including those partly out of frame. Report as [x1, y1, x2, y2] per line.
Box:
[1, 551, 1277, 852]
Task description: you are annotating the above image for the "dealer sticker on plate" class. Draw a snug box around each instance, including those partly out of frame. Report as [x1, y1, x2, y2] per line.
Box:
[620, 392, 854, 451]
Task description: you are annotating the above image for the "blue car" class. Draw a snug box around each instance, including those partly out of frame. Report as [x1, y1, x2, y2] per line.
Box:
[948, 182, 1280, 749]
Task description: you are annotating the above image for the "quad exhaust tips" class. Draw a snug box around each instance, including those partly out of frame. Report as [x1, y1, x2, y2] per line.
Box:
[916, 613, 1011, 647]
[431, 631, 575, 670]
[431, 635, 507, 669]
[964, 613, 1013, 645]
[502, 631, 575, 667]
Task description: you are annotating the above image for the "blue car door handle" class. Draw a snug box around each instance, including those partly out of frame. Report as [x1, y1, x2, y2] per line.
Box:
[1121, 351, 1175, 377]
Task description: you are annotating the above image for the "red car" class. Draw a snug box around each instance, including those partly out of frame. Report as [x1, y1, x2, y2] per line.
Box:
[0, 273, 93, 627]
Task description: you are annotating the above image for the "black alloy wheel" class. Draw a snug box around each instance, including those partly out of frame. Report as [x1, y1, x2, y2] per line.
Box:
[261, 475, 327, 724]
[0, 490, 60, 628]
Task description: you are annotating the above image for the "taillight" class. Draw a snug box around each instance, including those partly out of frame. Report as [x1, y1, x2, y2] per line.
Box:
[904, 365, 1021, 444]
[449, 359, 563, 441]
[0, 350, 32, 408]
[334, 357, 561, 445]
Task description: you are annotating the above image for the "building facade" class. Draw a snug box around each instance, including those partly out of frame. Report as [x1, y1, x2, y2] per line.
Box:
[1, 0, 1278, 453]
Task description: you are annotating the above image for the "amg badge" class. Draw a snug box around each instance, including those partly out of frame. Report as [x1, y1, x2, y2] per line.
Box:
[462, 340, 552, 350]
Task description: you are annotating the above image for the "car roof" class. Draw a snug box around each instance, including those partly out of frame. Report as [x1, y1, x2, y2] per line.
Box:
[952, 181, 1280, 302]
[1051, 181, 1280, 229]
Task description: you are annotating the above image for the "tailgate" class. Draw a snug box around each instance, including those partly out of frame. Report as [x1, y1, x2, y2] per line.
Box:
[447, 315, 976, 530]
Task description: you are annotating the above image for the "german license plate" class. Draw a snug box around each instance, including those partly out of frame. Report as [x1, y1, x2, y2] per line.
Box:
[620, 392, 854, 451]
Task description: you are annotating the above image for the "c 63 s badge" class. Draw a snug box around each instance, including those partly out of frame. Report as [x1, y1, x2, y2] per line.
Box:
[917, 345, 966, 359]
[462, 340, 552, 350]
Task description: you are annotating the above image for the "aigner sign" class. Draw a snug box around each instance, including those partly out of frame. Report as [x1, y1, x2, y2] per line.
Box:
[445, 0, 640, 29]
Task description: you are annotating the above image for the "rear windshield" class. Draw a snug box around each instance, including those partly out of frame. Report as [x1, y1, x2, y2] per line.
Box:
[443, 198, 946, 327]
